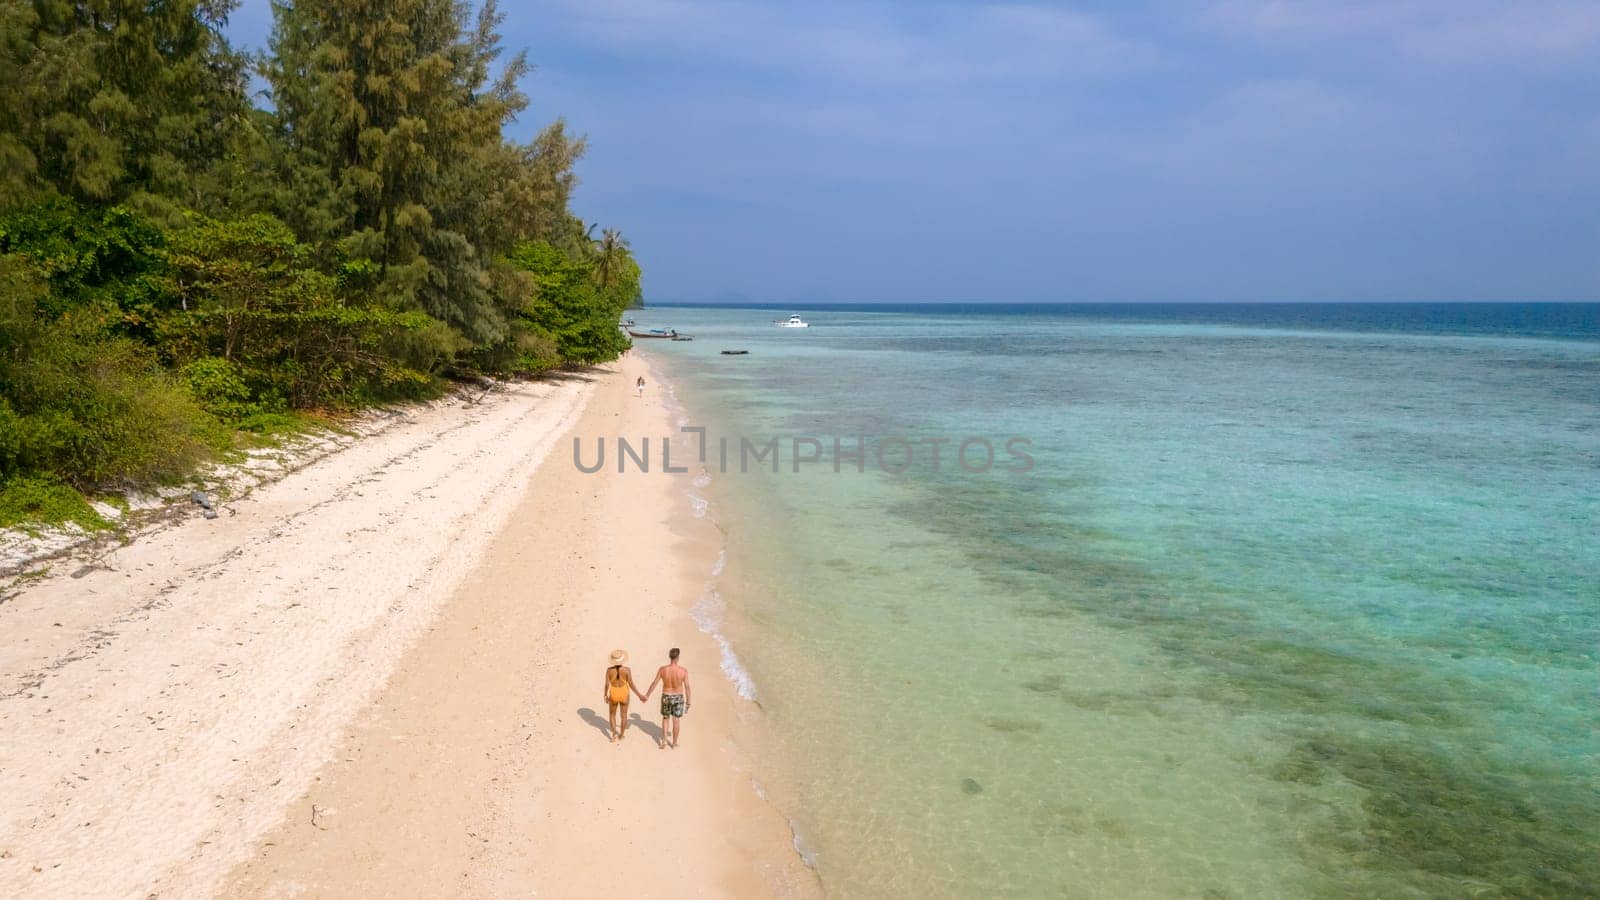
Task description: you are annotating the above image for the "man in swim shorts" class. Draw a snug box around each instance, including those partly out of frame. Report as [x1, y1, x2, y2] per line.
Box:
[643, 647, 691, 749]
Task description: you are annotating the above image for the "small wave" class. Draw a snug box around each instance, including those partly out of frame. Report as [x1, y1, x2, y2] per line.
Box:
[714, 633, 757, 700]
[692, 589, 757, 701]
[686, 492, 709, 518]
[750, 777, 822, 870]
[710, 548, 726, 577]
[692, 471, 712, 488]
[791, 825, 820, 870]
[690, 588, 724, 632]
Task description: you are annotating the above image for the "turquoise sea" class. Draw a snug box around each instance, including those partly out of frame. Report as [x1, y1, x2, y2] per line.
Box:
[634, 303, 1599, 898]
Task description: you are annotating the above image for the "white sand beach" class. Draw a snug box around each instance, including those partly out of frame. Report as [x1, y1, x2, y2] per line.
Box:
[0, 357, 813, 897]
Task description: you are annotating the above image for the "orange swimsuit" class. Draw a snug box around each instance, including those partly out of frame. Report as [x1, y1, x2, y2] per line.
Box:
[607, 666, 630, 704]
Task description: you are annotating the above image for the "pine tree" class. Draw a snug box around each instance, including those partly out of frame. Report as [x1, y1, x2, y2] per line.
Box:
[1, 0, 646, 503]
[0, 0, 247, 212]
[266, 0, 532, 345]
[495, 120, 588, 251]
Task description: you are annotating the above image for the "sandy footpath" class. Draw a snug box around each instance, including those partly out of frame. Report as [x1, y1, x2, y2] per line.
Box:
[222, 353, 814, 898]
[0, 377, 591, 897]
[0, 356, 813, 897]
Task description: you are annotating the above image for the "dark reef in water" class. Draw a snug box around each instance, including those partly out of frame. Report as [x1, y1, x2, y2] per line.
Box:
[890, 472, 1600, 896]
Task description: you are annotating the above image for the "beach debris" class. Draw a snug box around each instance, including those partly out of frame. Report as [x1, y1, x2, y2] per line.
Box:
[960, 777, 984, 795]
[458, 376, 499, 405]
[189, 490, 222, 518]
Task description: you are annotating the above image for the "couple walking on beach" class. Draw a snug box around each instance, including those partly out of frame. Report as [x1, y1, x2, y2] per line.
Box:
[604, 647, 691, 749]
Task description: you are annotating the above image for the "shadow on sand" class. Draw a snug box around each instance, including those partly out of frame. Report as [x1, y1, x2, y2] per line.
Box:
[577, 707, 664, 744]
[534, 367, 605, 385]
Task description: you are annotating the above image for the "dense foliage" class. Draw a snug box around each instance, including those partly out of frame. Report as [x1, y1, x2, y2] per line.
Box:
[0, 0, 641, 520]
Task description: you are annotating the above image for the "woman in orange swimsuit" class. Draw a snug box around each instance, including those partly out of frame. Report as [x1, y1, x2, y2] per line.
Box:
[603, 650, 645, 743]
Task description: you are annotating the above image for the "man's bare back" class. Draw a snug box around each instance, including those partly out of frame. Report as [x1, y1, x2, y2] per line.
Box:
[643, 648, 691, 749]
[656, 663, 687, 693]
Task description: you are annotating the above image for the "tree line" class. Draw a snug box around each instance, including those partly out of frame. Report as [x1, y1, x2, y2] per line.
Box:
[0, 0, 640, 526]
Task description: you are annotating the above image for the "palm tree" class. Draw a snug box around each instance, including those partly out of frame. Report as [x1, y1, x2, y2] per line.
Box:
[591, 227, 630, 292]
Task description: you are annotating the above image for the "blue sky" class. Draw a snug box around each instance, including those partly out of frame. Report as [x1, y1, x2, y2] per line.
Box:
[226, 1, 1600, 303]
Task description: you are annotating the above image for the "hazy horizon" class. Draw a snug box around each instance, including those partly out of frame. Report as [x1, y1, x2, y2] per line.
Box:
[643, 298, 1600, 306]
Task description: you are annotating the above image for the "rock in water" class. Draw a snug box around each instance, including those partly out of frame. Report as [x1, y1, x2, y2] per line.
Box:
[960, 777, 983, 795]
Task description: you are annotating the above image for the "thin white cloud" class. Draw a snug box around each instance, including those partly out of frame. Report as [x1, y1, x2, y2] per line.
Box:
[1409, 3, 1600, 62]
[1128, 78, 1482, 193]
[548, 0, 1155, 84]
[1208, 0, 1600, 65]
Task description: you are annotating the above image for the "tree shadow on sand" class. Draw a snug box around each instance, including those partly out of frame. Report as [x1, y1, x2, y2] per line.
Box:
[577, 707, 664, 743]
[536, 368, 603, 384]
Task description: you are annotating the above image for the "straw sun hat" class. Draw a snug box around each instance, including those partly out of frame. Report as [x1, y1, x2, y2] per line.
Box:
[609, 649, 628, 665]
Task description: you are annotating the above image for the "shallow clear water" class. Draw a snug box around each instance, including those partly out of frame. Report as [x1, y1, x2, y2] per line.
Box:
[636, 305, 1599, 898]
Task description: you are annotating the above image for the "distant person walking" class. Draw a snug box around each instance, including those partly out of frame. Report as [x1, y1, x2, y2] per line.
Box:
[602, 650, 645, 743]
[636, 375, 645, 398]
[643, 648, 691, 749]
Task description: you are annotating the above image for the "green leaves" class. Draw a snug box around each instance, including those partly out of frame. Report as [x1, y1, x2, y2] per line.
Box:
[0, 474, 110, 531]
[0, 198, 168, 325]
[0, 0, 247, 205]
[0, 267, 214, 487]
[504, 240, 632, 369]
[0, 1, 642, 509]
[158, 212, 443, 410]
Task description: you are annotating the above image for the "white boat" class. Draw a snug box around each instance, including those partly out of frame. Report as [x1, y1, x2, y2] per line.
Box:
[773, 314, 810, 328]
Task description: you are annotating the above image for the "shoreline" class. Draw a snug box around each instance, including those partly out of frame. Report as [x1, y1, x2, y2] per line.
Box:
[0, 356, 814, 896]
[221, 352, 815, 896]
[648, 352, 829, 884]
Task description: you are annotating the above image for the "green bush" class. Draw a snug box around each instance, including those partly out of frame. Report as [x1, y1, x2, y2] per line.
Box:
[1, 258, 216, 487]
[505, 241, 631, 368]
[0, 475, 109, 531]
[0, 398, 24, 476]
[0, 199, 171, 330]
[181, 356, 264, 421]
[232, 410, 318, 437]
[160, 214, 443, 409]
[515, 327, 562, 374]
[10, 326, 216, 485]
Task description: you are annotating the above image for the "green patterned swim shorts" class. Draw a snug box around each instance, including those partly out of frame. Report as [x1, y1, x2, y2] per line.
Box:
[660, 693, 686, 718]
